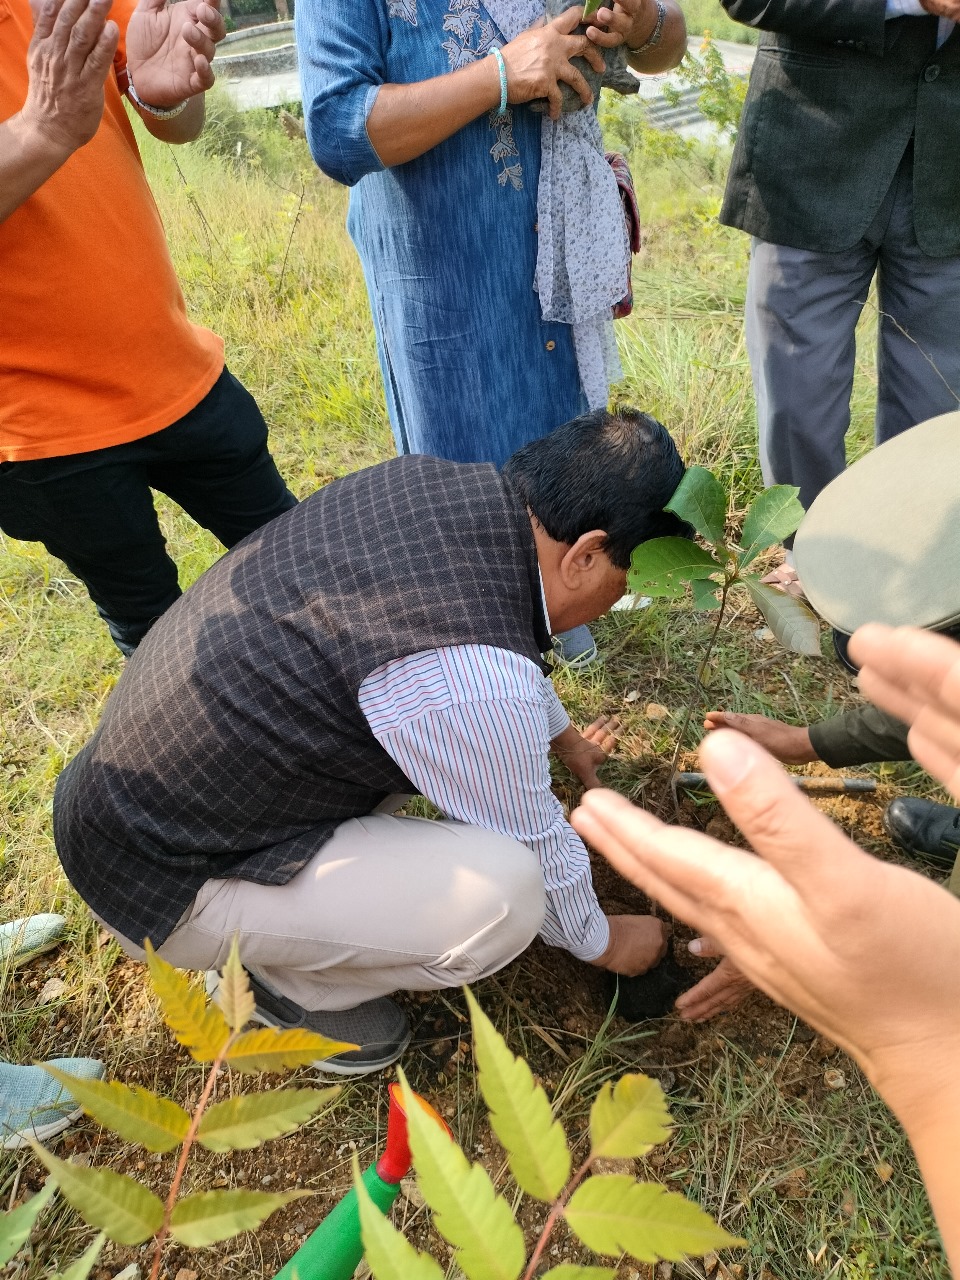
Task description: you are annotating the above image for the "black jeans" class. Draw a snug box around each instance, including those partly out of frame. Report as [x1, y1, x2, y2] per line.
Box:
[0, 367, 297, 654]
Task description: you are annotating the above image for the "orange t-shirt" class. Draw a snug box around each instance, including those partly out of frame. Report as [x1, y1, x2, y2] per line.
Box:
[0, 0, 224, 461]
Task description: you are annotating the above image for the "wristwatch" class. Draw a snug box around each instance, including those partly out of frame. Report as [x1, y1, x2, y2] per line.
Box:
[626, 0, 666, 54]
[126, 75, 188, 120]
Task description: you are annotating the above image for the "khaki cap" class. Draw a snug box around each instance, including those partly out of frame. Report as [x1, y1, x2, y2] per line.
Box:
[793, 411, 960, 634]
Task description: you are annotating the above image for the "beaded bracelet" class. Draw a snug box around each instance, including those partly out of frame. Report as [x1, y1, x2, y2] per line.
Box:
[127, 75, 188, 121]
[626, 0, 666, 54]
[488, 45, 508, 118]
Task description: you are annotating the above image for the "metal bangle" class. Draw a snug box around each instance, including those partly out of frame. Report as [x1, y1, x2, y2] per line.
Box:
[626, 0, 666, 54]
[126, 75, 189, 120]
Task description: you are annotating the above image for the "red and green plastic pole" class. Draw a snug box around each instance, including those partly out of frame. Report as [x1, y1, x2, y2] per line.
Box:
[273, 1083, 448, 1280]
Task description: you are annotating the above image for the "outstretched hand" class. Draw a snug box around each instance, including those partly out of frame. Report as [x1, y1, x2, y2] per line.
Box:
[553, 715, 621, 788]
[572, 727, 960, 1127]
[703, 710, 818, 765]
[126, 0, 225, 107]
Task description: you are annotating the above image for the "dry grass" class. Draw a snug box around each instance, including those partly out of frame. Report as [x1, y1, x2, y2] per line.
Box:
[0, 104, 947, 1278]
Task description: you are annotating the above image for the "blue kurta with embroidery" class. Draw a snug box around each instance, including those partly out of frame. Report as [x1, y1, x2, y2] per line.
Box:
[297, 0, 587, 466]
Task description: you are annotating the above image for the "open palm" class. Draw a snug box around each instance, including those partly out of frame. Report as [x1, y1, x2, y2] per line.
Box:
[126, 0, 225, 107]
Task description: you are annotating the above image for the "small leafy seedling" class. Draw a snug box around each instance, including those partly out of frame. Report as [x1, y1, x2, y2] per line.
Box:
[29, 938, 347, 1280]
[627, 467, 821, 788]
[357, 989, 743, 1278]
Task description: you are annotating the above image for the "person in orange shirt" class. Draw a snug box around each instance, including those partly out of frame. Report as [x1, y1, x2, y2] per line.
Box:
[0, 0, 295, 654]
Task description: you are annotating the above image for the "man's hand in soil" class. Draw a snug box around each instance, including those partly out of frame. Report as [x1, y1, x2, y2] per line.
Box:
[552, 715, 621, 788]
[673, 941, 754, 1021]
[703, 710, 818, 765]
[589, 913, 671, 976]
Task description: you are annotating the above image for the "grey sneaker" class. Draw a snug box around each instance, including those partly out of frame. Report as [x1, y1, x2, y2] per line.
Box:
[237, 974, 411, 1077]
[551, 624, 600, 671]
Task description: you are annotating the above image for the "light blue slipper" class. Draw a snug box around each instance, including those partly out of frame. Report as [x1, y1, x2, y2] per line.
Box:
[0, 915, 67, 966]
[0, 1058, 105, 1150]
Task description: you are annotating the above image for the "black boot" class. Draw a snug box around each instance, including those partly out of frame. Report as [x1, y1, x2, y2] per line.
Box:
[883, 797, 960, 871]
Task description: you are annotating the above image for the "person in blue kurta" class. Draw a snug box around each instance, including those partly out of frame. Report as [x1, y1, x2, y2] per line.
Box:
[297, 0, 685, 661]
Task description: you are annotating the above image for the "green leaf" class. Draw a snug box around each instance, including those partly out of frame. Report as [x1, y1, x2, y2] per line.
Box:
[0, 1180, 55, 1265]
[216, 935, 255, 1031]
[144, 940, 231, 1064]
[31, 1146, 163, 1246]
[738, 485, 804, 567]
[49, 1233, 105, 1280]
[42, 1066, 189, 1154]
[582, 0, 602, 14]
[197, 1087, 338, 1152]
[590, 1074, 672, 1160]
[690, 577, 720, 610]
[225, 1027, 356, 1074]
[665, 466, 727, 545]
[539, 1269, 616, 1280]
[465, 988, 571, 1202]
[627, 538, 721, 598]
[565, 1176, 744, 1263]
[355, 1153, 445, 1280]
[399, 1072, 525, 1280]
[169, 1189, 312, 1247]
[744, 579, 821, 656]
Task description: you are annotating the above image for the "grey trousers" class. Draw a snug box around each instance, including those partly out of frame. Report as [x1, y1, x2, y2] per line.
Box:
[106, 810, 546, 1012]
[746, 149, 960, 513]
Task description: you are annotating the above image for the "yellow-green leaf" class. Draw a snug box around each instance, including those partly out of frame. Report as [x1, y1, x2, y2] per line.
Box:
[589, 1074, 672, 1160]
[169, 1189, 312, 1247]
[225, 1027, 356, 1074]
[197, 1087, 338, 1152]
[665, 466, 727, 546]
[465, 988, 570, 1202]
[355, 1153, 444, 1280]
[42, 1066, 189, 1154]
[50, 1233, 105, 1279]
[565, 1176, 744, 1263]
[217, 936, 255, 1031]
[399, 1072, 525, 1280]
[31, 1146, 163, 1246]
[539, 1269, 616, 1280]
[738, 484, 804, 566]
[144, 940, 230, 1063]
[0, 1180, 55, 1264]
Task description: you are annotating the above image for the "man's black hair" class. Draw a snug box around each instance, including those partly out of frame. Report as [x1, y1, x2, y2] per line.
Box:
[502, 408, 691, 569]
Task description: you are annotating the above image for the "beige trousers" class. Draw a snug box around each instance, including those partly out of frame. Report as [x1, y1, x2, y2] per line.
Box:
[109, 811, 546, 1011]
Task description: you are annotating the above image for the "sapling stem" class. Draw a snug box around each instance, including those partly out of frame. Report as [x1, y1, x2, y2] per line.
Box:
[148, 1034, 237, 1280]
[663, 576, 732, 807]
[521, 1155, 594, 1280]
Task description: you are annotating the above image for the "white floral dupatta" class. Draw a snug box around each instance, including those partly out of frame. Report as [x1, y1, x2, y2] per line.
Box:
[484, 0, 627, 409]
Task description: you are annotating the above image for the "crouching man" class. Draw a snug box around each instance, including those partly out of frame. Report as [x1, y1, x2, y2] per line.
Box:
[53, 409, 688, 1074]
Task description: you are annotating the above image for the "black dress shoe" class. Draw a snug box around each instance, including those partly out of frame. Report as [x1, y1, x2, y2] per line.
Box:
[883, 797, 960, 871]
[832, 628, 859, 674]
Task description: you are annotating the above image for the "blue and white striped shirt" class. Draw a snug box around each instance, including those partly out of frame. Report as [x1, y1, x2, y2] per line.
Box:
[357, 644, 610, 962]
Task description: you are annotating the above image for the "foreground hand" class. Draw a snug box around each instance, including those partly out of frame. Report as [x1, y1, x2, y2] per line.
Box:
[126, 0, 225, 107]
[501, 7, 606, 120]
[21, 0, 119, 158]
[703, 711, 818, 765]
[852, 624, 960, 799]
[589, 913, 671, 976]
[675, 948, 754, 1021]
[572, 729, 960, 1124]
[553, 715, 621, 788]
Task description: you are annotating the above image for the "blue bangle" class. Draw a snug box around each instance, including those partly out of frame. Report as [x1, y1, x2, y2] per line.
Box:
[488, 45, 508, 117]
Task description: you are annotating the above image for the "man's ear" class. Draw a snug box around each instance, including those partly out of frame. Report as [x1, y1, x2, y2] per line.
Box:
[559, 530, 609, 584]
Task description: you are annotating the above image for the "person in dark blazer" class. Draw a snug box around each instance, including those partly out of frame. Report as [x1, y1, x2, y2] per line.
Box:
[719, 0, 960, 548]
